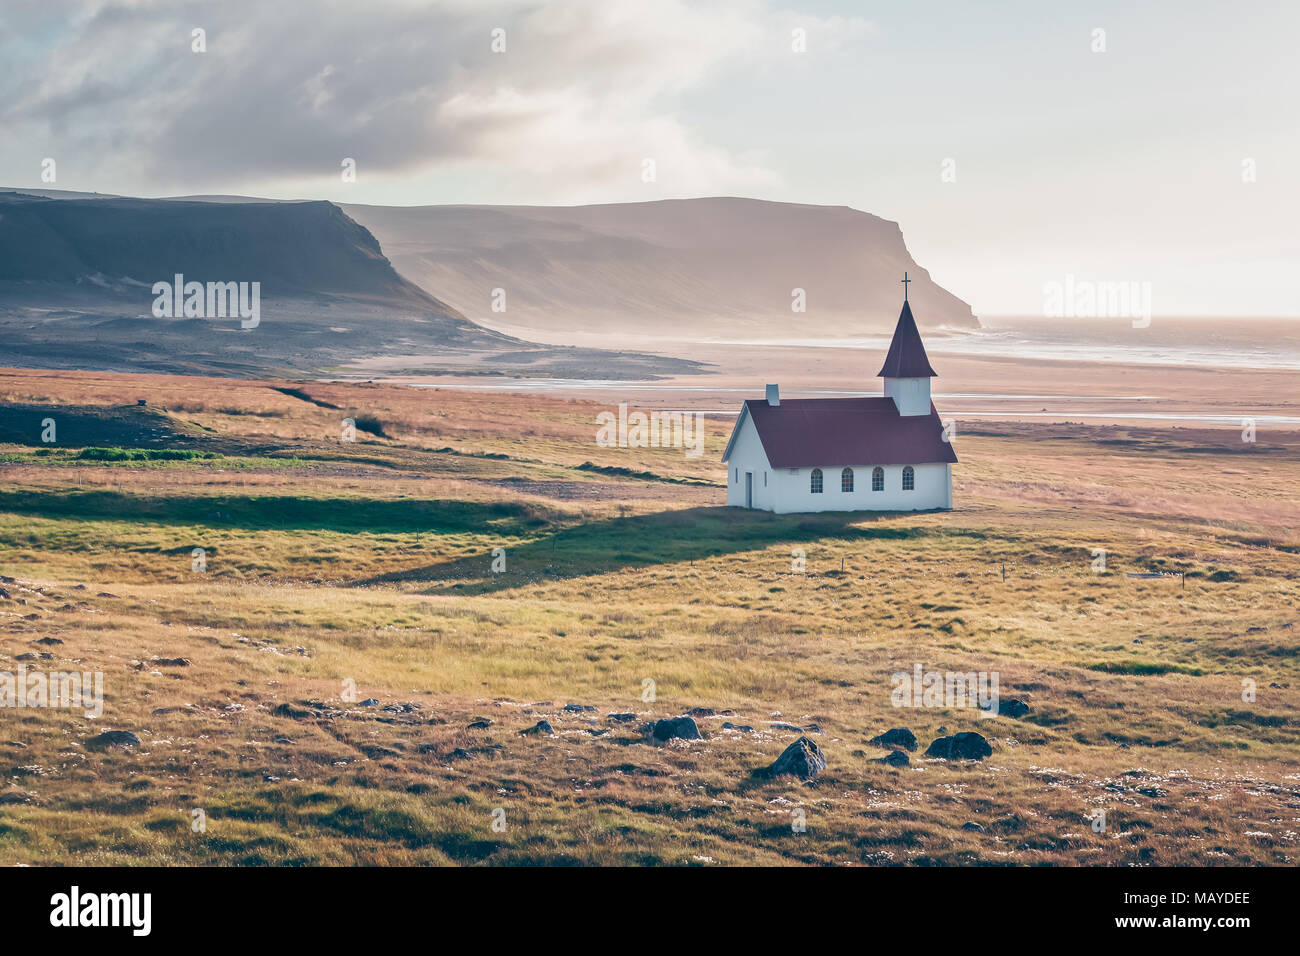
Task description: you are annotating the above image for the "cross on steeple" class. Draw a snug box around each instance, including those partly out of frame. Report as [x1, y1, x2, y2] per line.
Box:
[901, 271, 911, 302]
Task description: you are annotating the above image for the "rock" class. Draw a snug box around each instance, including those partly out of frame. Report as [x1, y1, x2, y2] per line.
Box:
[763, 736, 826, 782]
[770, 722, 803, 732]
[868, 727, 918, 751]
[563, 703, 596, 713]
[924, 731, 992, 761]
[652, 717, 702, 741]
[358, 698, 380, 707]
[686, 707, 716, 717]
[987, 698, 1030, 718]
[84, 730, 141, 751]
[467, 718, 493, 729]
[151, 657, 191, 667]
[962, 822, 985, 832]
[448, 747, 475, 761]
[722, 722, 754, 733]
[521, 720, 554, 736]
[607, 712, 637, 723]
[35, 637, 63, 645]
[804, 723, 823, 734]
[272, 702, 317, 720]
[874, 749, 910, 767]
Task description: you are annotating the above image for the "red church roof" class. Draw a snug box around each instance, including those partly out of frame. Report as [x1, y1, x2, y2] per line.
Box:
[877, 300, 937, 378]
[727, 397, 957, 467]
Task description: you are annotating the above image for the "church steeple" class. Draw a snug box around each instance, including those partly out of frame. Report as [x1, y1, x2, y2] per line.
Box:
[878, 282, 937, 416]
[877, 299, 937, 379]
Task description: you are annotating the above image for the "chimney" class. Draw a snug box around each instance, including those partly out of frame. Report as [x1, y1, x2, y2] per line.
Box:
[765, 383, 780, 406]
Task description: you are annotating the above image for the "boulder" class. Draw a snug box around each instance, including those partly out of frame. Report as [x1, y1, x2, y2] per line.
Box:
[875, 749, 910, 767]
[652, 717, 702, 742]
[868, 727, 918, 751]
[521, 720, 554, 736]
[924, 731, 992, 761]
[84, 730, 141, 751]
[987, 698, 1030, 718]
[763, 736, 826, 782]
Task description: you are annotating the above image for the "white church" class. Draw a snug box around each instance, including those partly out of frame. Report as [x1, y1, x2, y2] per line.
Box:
[722, 282, 956, 513]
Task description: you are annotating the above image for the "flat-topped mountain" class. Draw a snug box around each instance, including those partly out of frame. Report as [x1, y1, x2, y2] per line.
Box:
[342, 196, 978, 334]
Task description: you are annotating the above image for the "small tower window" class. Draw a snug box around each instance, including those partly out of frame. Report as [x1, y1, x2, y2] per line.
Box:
[902, 466, 915, 491]
[810, 468, 823, 494]
[872, 467, 884, 491]
[841, 468, 854, 492]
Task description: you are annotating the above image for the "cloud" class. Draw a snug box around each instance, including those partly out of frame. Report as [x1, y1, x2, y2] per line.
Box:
[0, 0, 808, 199]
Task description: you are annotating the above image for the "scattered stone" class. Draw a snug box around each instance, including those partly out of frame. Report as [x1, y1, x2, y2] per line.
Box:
[652, 717, 702, 741]
[272, 702, 317, 720]
[686, 707, 716, 717]
[770, 722, 803, 732]
[563, 703, 597, 713]
[14, 653, 36, 661]
[607, 713, 637, 723]
[84, 730, 142, 751]
[962, 822, 985, 832]
[987, 698, 1030, 718]
[868, 727, 918, 751]
[924, 731, 992, 761]
[762, 736, 826, 782]
[467, 718, 493, 729]
[273, 736, 293, 745]
[151, 657, 191, 667]
[358, 698, 380, 707]
[97, 592, 118, 598]
[722, 722, 754, 733]
[521, 720, 554, 736]
[874, 749, 910, 767]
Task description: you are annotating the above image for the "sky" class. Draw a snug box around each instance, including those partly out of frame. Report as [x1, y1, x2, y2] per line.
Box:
[1, 0, 1297, 318]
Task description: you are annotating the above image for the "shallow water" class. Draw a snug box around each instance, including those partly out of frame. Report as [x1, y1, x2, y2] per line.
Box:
[711, 317, 1300, 371]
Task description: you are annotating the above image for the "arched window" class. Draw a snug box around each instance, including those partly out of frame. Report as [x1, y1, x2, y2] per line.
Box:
[841, 467, 854, 492]
[872, 467, 884, 492]
[810, 468, 823, 493]
[902, 466, 915, 491]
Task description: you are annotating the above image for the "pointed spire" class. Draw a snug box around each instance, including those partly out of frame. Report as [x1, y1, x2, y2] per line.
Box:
[876, 299, 937, 378]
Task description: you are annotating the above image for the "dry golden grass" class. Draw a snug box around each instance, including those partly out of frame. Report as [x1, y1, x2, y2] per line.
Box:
[0, 369, 1297, 866]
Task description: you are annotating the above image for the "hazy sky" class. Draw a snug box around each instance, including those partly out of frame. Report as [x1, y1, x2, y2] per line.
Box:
[2, 0, 1296, 317]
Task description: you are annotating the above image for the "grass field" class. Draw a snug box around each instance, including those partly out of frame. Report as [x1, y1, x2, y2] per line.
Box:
[1, 368, 1297, 865]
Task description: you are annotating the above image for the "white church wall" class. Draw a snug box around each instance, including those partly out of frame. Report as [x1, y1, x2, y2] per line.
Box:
[883, 377, 932, 416]
[766, 462, 950, 513]
[724, 414, 775, 510]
